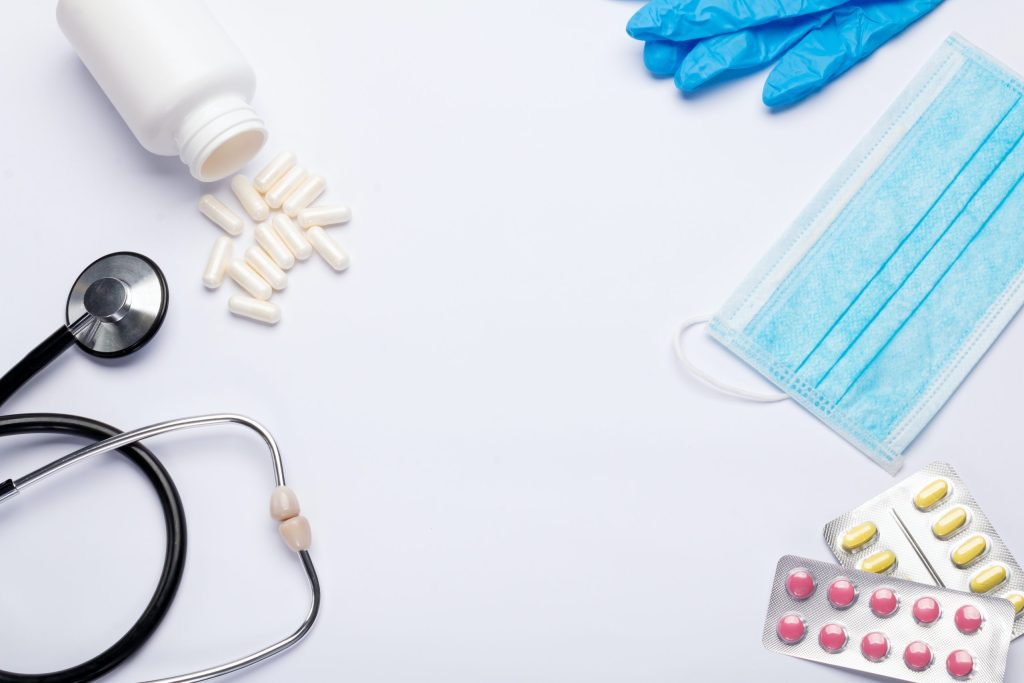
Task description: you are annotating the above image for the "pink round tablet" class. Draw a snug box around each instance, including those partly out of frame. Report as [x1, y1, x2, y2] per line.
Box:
[777, 613, 806, 644]
[861, 632, 889, 662]
[955, 604, 984, 635]
[914, 596, 942, 625]
[828, 578, 858, 609]
[786, 569, 816, 600]
[903, 641, 933, 672]
[818, 623, 848, 654]
[946, 650, 974, 679]
[870, 588, 899, 617]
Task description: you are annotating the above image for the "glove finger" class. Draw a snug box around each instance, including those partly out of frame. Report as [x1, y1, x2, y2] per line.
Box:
[627, 0, 850, 43]
[762, 0, 946, 107]
[675, 11, 834, 92]
[645, 40, 695, 77]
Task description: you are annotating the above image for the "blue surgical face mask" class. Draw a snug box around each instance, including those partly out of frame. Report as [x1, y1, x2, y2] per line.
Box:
[707, 35, 1024, 473]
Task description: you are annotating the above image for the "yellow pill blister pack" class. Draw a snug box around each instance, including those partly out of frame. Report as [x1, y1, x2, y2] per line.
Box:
[824, 462, 1024, 639]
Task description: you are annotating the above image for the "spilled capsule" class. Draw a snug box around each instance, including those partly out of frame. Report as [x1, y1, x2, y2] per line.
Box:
[228, 295, 280, 325]
[297, 204, 352, 228]
[253, 151, 297, 193]
[202, 236, 233, 289]
[199, 194, 243, 236]
[283, 174, 326, 217]
[230, 175, 270, 222]
[265, 166, 308, 209]
[245, 245, 287, 291]
[227, 260, 272, 301]
[272, 214, 313, 260]
[307, 226, 350, 271]
[255, 221, 296, 270]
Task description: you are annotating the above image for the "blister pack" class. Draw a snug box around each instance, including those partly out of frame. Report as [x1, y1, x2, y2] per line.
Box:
[824, 462, 1024, 639]
[763, 556, 1015, 682]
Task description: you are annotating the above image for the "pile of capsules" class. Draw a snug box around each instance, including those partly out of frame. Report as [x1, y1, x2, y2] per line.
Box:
[764, 463, 1024, 682]
[198, 151, 352, 324]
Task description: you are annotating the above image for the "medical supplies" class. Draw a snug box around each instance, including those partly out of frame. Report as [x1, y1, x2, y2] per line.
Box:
[230, 175, 271, 222]
[283, 175, 328, 217]
[626, 0, 946, 107]
[678, 36, 1024, 472]
[199, 195, 245, 236]
[228, 260, 273, 301]
[764, 556, 1015, 681]
[297, 205, 354, 229]
[273, 215, 315, 260]
[57, 0, 266, 181]
[307, 226, 351, 271]
[0, 255, 320, 681]
[825, 462, 1024, 638]
[203, 236, 234, 289]
[229, 296, 283, 324]
[202, 151, 353, 324]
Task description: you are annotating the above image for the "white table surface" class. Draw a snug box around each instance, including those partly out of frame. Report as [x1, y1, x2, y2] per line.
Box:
[1, 1, 1023, 681]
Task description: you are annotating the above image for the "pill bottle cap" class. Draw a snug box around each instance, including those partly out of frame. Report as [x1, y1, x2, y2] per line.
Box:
[175, 95, 267, 182]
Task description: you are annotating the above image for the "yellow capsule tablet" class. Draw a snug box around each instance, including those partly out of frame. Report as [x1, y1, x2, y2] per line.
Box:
[1007, 593, 1024, 616]
[970, 565, 1008, 594]
[860, 550, 897, 574]
[914, 479, 949, 510]
[932, 506, 968, 540]
[841, 522, 878, 552]
[951, 535, 988, 568]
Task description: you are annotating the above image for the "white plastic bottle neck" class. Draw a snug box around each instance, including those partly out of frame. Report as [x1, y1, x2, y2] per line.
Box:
[175, 95, 267, 182]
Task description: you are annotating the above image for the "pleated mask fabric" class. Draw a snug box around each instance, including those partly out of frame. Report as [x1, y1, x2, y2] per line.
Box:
[710, 35, 1024, 473]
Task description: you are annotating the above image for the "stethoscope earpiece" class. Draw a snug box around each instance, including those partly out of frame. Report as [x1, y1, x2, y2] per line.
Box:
[66, 251, 169, 358]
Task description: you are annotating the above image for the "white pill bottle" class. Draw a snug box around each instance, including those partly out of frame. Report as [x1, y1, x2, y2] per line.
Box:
[57, 0, 266, 182]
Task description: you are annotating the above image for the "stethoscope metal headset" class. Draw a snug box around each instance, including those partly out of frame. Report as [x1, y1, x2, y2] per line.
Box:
[0, 253, 320, 683]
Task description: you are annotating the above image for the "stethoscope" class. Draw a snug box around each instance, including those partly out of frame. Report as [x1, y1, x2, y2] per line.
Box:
[0, 253, 320, 683]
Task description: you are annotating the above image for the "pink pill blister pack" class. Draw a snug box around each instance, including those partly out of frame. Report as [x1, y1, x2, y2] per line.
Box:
[763, 556, 1015, 682]
[823, 462, 1024, 639]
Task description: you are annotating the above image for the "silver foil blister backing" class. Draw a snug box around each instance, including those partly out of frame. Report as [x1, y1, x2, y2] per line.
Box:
[763, 555, 1014, 682]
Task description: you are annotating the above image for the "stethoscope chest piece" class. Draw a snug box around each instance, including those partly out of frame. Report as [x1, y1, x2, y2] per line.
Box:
[66, 252, 168, 358]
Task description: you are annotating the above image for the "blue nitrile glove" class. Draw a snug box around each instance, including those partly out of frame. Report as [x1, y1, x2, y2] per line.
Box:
[627, 0, 945, 107]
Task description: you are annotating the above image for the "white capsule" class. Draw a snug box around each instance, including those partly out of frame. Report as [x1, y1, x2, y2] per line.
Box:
[283, 174, 326, 217]
[228, 295, 281, 325]
[245, 245, 287, 291]
[202, 236, 233, 289]
[272, 214, 313, 260]
[253, 151, 297, 193]
[307, 226, 350, 271]
[229, 175, 270, 222]
[198, 194, 243, 236]
[255, 221, 296, 269]
[265, 166, 308, 209]
[227, 260, 272, 300]
[297, 205, 352, 228]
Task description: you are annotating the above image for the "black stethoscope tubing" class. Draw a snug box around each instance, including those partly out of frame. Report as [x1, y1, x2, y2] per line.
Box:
[0, 253, 186, 683]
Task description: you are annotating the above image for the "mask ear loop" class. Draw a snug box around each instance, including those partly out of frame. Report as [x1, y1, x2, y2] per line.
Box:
[674, 316, 790, 403]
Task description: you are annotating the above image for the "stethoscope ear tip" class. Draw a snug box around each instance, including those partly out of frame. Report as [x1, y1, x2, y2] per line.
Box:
[67, 252, 169, 358]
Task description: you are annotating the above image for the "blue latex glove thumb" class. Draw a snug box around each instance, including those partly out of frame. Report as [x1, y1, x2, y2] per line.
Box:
[628, 0, 851, 43]
[762, 0, 946, 107]
[644, 40, 695, 76]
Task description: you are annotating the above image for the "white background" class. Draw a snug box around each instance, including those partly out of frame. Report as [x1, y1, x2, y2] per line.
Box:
[0, 1, 1022, 681]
